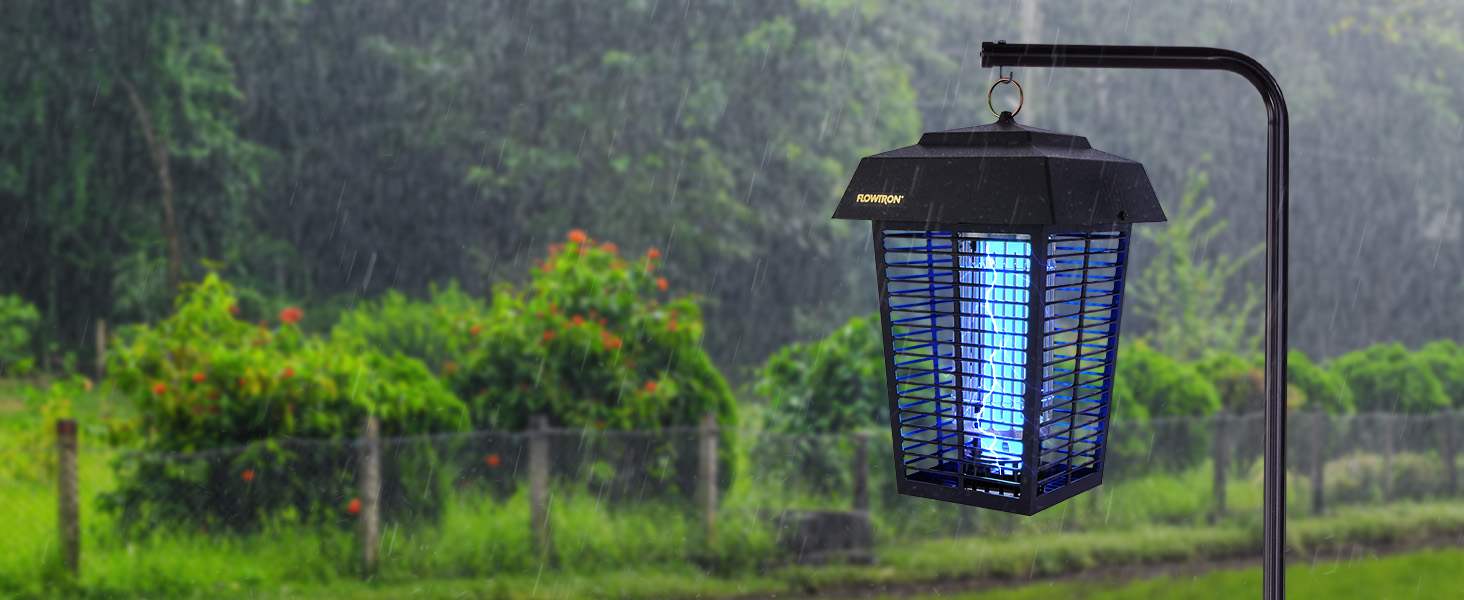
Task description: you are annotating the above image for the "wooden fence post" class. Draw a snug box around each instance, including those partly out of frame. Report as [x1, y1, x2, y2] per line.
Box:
[529, 414, 551, 560]
[1310, 407, 1326, 516]
[1444, 410, 1458, 498]
[1210, 411, 1227, 521]
[93, 319, 106, 381]
[358, 416, 381, 578]
[852, 432, 869, 513]
[698, 412, 719, 548]
[57, 419, 79, 578]
[1382, 414, 1395, 502]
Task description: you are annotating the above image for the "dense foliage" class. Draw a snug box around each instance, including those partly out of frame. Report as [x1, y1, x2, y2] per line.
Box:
[754, 314, 887, 434]
[103, 275, 468, 531]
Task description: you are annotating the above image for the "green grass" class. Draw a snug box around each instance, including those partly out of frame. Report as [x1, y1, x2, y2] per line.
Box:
[915, 547, 1464, 600]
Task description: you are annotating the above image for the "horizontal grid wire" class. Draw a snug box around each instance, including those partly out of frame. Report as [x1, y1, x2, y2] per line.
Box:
[1038, 231, 1127, 496]
[884, 229, 1033, 497]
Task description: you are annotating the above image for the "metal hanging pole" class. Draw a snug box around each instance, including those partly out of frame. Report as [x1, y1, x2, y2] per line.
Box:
[981, 41, 1290, 600]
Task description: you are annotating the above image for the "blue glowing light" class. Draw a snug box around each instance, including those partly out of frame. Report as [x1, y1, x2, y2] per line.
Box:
[958, 238, 1030, 478]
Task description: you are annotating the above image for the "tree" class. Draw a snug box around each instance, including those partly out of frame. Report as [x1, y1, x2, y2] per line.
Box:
[0, 1, 273, 362]
[1126, 165, 1263, 363]
[755, 314, 887, 434]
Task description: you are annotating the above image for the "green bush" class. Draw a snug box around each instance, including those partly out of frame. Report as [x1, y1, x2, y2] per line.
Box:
[1112, 340, 1219, 472]
[1196, 352, 1263, 414]
[755, 314, 887, 434]
[0, 293, 39, 375]
[1416, 339, 1464, 407]
[1325, 452, 1445, 504]
[333, 282, 490, 374]
[1287, 349, 1354, 414]
[1333, 343, 1449, 413]
[102, 274, 469, 532]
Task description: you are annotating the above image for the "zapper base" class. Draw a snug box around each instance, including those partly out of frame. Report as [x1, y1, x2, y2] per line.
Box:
[898, 466, 1104, 516]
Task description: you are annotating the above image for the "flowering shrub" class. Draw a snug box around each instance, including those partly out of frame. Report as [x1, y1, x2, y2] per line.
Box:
[447, 230, 737, 500]
[448, 230, 735, 432]
[103, 274, 469, 531]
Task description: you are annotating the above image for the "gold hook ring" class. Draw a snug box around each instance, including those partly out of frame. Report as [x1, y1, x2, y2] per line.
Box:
[987, 77, 1023, 118]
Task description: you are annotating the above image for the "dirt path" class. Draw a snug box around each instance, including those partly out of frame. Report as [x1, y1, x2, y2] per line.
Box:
[725, 532, 1464, 599]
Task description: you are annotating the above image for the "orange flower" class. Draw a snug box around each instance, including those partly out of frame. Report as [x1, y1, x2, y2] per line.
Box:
[549, 244, 564, 256]
[228, 304, 240, 316]
[443, 361, 458, 375]
[601, 242, 618, 254]
[568, 229, 588, 244]
[656, 277, 668, 292]
[279, 306, 304, 325]
[541, 262, 553, 273]
[669, 320, 679, 332]
[595, 420, 606, 430]
[572, 315, 585, 326]
[543, 331, 556, 342]
[191, 372, 206, 383]
[152, 382, 167, 395]
[241, 469, 255, 483]
[589, 311, 598, 318]
[281, 367, 295, 379]
[644, 381, 658, 392]
[598, 318, 607, 326]
[237, 378, 247, 388]
[347, 498, 361, 515]
[646, 247, 661, 260]
[485, 454, 502, 468]
[470, 324, 483, 337]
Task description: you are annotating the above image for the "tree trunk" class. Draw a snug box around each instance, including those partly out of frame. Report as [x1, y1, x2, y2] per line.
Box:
[120, 79, 182, 296]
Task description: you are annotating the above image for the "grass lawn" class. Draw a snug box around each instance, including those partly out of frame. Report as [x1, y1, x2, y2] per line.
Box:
[921, 547, 1464, 600]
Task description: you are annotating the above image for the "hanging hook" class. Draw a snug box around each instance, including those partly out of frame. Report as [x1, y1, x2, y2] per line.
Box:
[988, 73, 1023, 118]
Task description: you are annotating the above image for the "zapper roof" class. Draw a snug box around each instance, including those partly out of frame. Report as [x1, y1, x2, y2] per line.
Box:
[832, 114, 1166, 226]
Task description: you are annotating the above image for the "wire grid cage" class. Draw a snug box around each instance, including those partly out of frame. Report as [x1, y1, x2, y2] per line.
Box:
[877, 224, 1130, 515]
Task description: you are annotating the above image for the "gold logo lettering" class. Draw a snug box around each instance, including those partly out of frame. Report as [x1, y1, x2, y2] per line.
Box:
[856, 193, 904, 205]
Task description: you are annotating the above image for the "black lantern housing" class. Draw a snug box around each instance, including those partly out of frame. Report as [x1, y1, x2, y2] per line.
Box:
[834, 113, 1166, 515]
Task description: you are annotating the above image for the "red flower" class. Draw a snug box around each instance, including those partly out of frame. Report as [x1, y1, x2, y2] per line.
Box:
[241, 469, 255, 483]
[543, 331, 556, 342]
[645, 381, 658, 392]
[485, 454, 502, 468]
[152, 382, 167, 395]
[228, 304, 240, 316]
[237, 378, 247, 388]
[279, 306, 304, 325]
[646, 247, 661, 260]
[209, 405, 220, 413]
[601, 242, 618, 254]
[656, 277, 668, 292]
[571, 315, 585, 326]
[281, 367, 295, 379]
[669, 320, 679, 332]
[599, 318, 607, 326]
[589, 311, 598, 318]
[443, 361, 458, 375]
[191, 372, 206, 383]
[568, 229, 588, 244]
[347, 498, 361, 515]
[541, 262, 553, 273]
[470, 324, 483, 337]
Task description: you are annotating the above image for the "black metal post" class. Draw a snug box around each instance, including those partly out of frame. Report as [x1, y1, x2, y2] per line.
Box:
[981, 42, 1289, 600]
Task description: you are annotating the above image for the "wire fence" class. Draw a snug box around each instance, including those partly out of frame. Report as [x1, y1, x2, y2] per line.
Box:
[3, 410, 1462, 583]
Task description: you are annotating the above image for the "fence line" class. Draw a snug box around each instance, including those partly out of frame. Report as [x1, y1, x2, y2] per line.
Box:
[18, 410, 1464, 580]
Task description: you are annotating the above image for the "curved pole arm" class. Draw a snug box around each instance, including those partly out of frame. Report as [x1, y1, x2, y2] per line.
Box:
[981, 42, 1289, 600]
